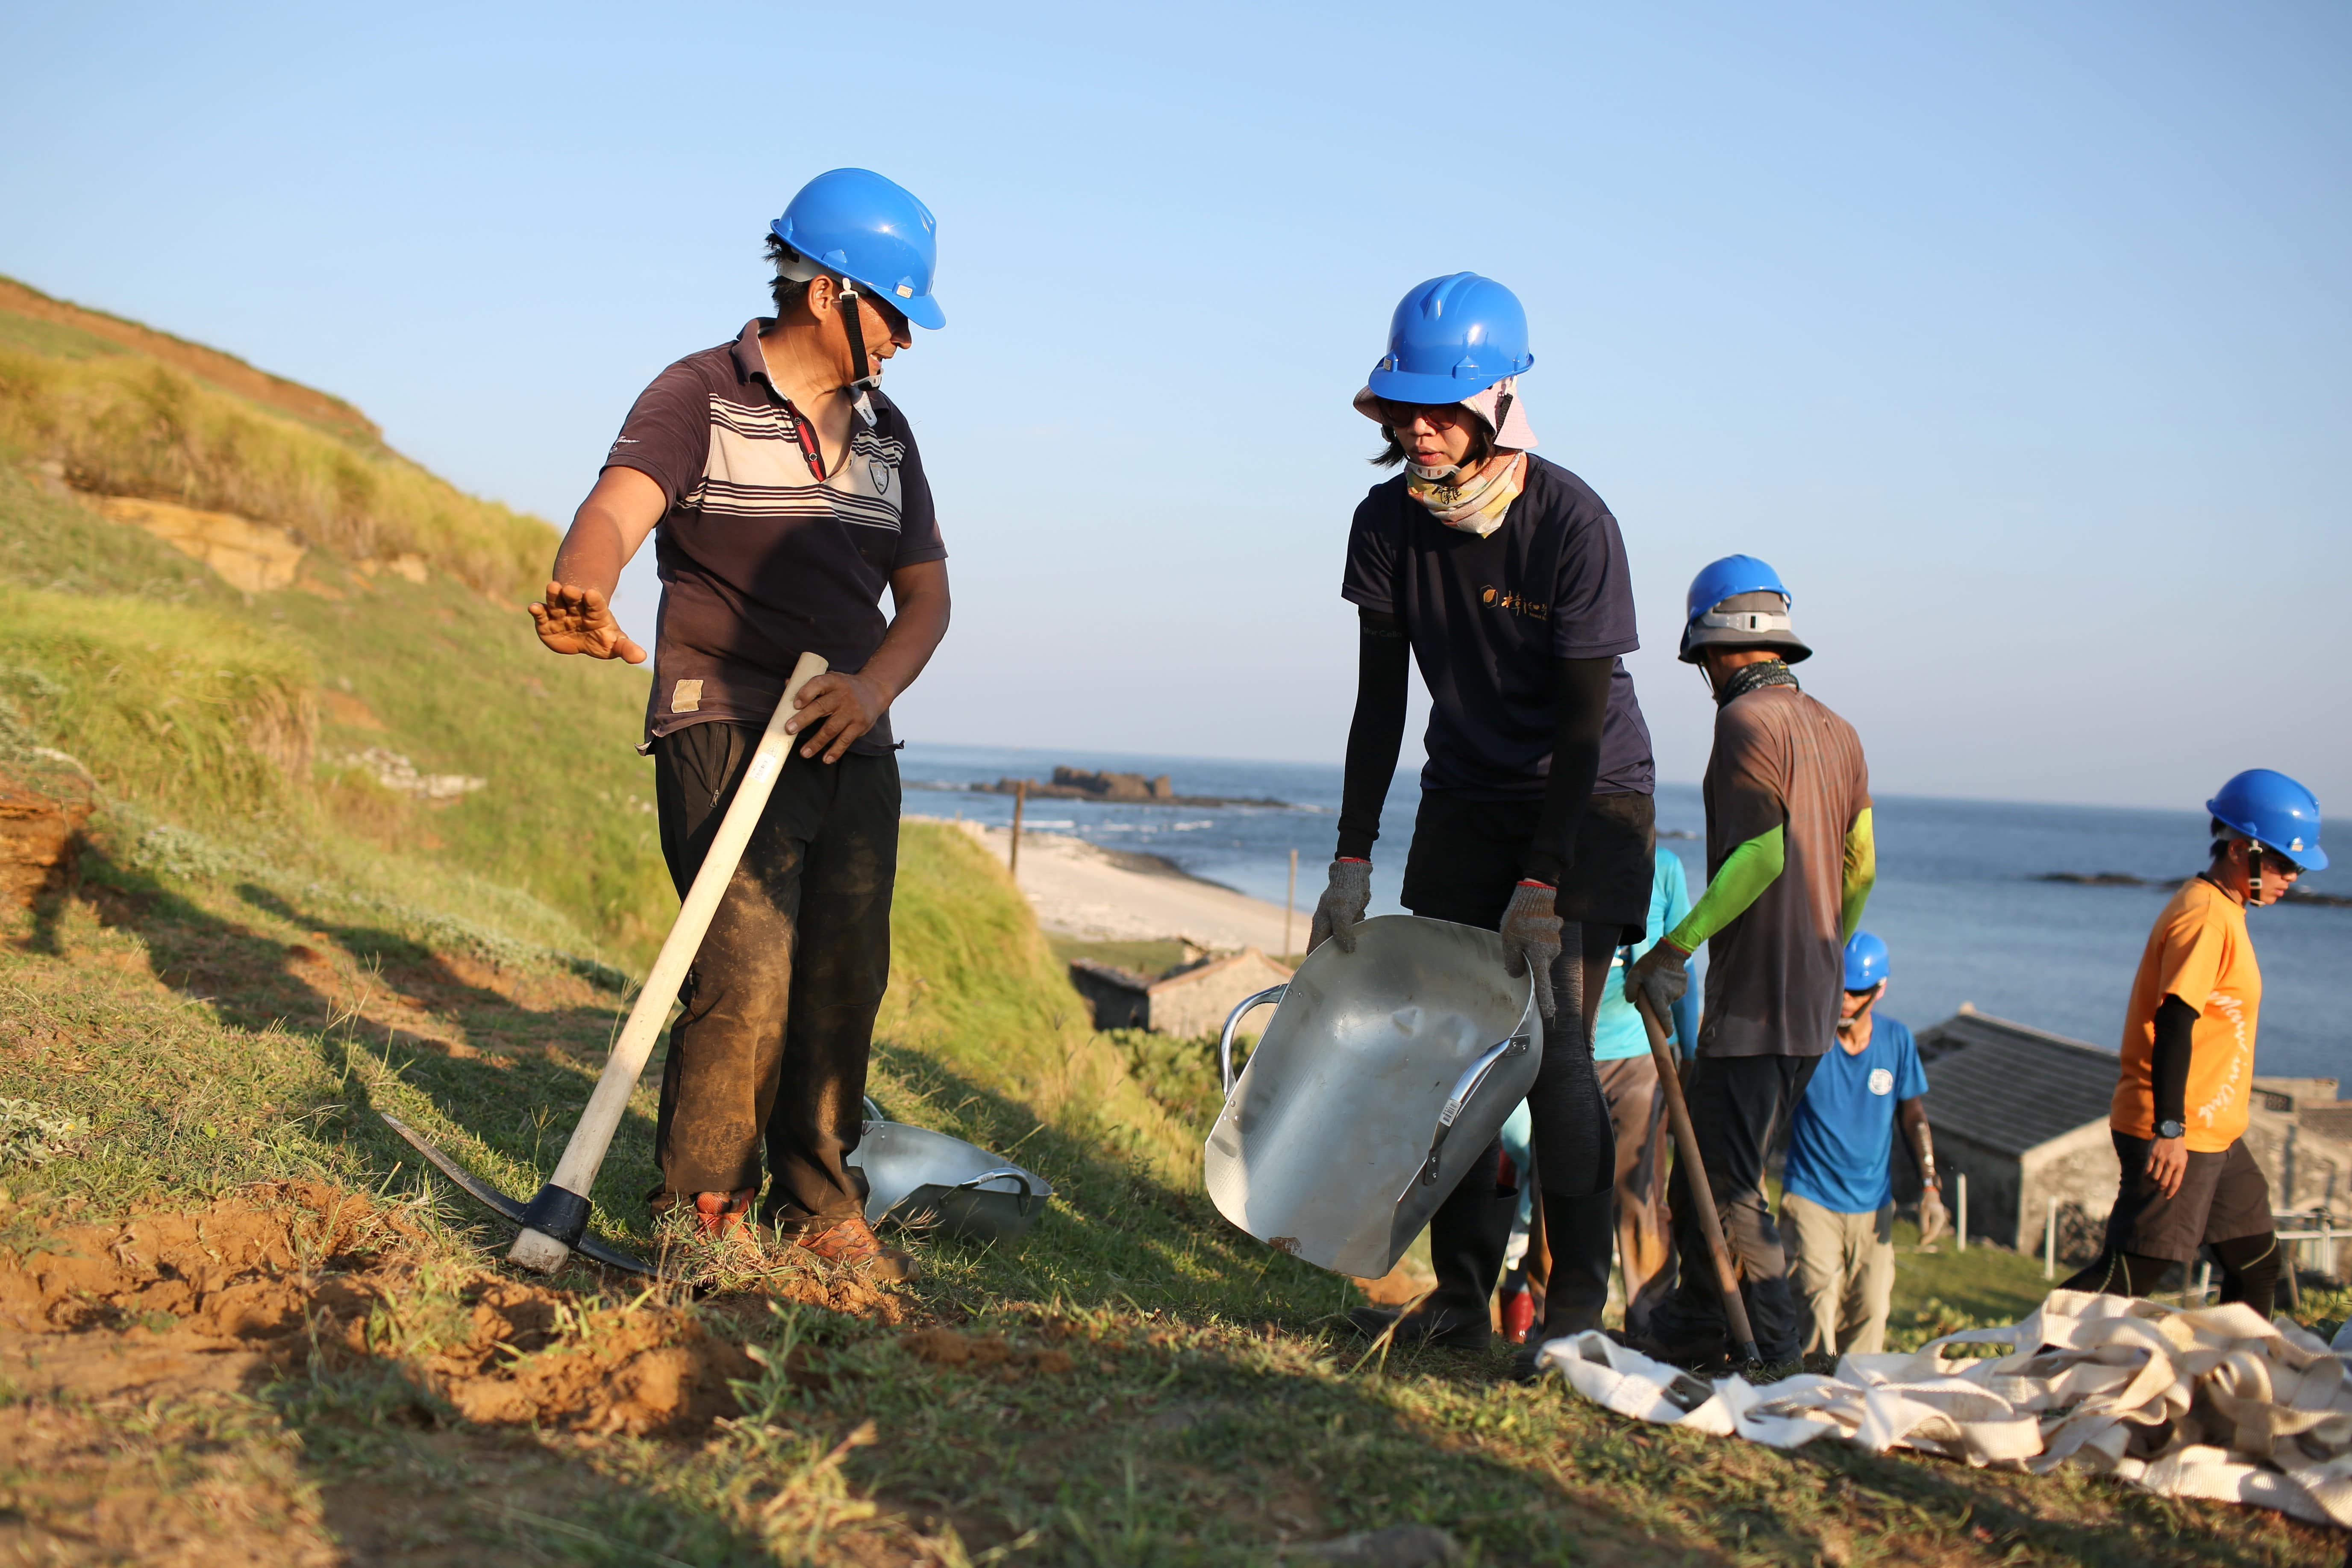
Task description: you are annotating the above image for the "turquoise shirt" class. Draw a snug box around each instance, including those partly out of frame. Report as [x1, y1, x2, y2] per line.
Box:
[1591, 847, 1694, 1061]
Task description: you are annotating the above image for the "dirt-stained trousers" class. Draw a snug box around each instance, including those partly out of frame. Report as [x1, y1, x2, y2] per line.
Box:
[650, 722, 898, 1230]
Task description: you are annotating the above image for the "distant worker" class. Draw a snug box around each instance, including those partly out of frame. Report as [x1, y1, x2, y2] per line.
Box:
[2062, 769, 2325, 1319]
[1310, 273, 1659, 1373]
[527, 170, 952, 1281]
[1780, 931, 1946, 1358]
[1626, 555, 1874, 1368]
[1592, 844, 1699, 1336]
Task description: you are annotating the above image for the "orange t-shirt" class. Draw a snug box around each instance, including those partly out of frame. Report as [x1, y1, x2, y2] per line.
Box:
[2110, 876, 2261, 1151]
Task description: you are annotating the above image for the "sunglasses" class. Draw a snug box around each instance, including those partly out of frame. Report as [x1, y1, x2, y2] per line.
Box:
[1376, 399, 1470, 429]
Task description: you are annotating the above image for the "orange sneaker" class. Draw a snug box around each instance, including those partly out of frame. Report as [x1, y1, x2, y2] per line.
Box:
[696, 1189, 758, 1238]
[795, 1214, 920, 1283]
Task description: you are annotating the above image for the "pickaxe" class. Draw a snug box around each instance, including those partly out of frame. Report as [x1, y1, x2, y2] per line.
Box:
[505, 651, 830, 1274]
[1631, 986, 1764, 1370]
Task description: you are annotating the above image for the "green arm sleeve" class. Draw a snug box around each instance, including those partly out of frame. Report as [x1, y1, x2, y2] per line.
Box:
[1666, 825, 1785, 951]
[1842, 807, 1876, 939]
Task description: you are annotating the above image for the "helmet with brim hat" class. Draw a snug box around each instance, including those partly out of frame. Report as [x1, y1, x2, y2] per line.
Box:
[1679, 554, 1812, 664]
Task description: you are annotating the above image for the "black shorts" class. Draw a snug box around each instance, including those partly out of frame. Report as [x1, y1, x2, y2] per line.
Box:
[2102, 1132, 2273, 1264]
[1399, 789, 1656, 945]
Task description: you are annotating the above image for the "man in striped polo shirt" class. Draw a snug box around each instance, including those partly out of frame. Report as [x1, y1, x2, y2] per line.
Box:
[528, 170, 952, 1280]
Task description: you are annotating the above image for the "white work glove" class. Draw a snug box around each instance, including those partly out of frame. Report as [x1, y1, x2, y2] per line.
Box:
[1918, 1182, 1950, 1246]
[1498, 881, 1563, 1021]
[1308, 859, 1373, 953]
[1625, 940, 1691, 1021]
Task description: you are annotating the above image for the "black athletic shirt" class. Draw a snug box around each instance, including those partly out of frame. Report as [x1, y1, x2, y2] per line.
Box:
[1341, 456, 1654, 799]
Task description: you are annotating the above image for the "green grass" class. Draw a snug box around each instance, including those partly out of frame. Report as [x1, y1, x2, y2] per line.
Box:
[0, 342, 551, 598]
[0, 308, 134, 363]
[0, 296, 2344, 1566]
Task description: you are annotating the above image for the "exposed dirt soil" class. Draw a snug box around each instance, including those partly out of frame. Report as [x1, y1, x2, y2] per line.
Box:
[0, 759, 93, 907]
[0, 1181, 891, 1438]
[0, 1400, 342, 1567]
[0, 1181, 946, 1562]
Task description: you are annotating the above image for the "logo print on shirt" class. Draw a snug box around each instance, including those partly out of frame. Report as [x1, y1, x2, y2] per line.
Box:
[2192, 990, 2251, 1128]
[1479, 586, 1549, 620]
[868, 460, 891, 496]
[1867, 1067, 1893, 1096]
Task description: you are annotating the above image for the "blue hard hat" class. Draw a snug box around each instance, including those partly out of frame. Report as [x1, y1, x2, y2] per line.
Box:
[2207, 769, 2327, 871]
[1679, 554, 1812, 663]
[1843, 931, 1890, 991]
[1366, 273, 1533, 405]
[771, 169, 944, 330]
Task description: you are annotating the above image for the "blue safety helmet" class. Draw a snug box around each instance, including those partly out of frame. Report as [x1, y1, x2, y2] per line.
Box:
[770, 168, 944, 330]
[2207, 769, 2327, 871]
[1679, 554, 1812, 664]
[1843, 931, 1890, 992]
[1366, 273, 1533, 405]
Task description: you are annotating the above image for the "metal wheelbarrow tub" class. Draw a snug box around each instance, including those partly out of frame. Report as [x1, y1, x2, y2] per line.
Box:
[1202, 914, 1541, 1280]
[847, 1102, 1053, 1244]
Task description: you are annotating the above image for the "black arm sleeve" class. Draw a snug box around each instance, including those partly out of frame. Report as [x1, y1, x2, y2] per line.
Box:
[2152, 993, 2196, 1127]
[1520, 657, 1614, 887]
[1335, 609, 1411, 861]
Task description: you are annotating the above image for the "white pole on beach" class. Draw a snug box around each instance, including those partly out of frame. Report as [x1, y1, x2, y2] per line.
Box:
[1009, 778, 1027, 879]
[1957, 1173, 1968, 1253]
[1285, 848, 1297, 957]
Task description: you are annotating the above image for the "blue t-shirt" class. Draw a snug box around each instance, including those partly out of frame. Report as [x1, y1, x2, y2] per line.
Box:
[1782, 1016, 1928, 1214]
[1341, 456, 1655, 800]
[1593, 848, 1695, 1061]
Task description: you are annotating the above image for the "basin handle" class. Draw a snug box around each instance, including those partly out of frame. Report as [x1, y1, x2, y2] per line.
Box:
[1218, 985, 1291, 1097]
[952, 1166, 1039, 1216]
[1406, 1034, 1534, 1196]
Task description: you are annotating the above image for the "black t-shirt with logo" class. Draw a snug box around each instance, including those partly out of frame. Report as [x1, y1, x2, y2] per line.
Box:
[1341, 456, 1653, 800]
[602, 320, 947, 754]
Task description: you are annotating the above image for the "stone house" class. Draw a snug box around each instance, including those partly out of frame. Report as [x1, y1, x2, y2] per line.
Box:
[1909, 1007, 2352, 1279]
[1908, 1008, 2124, 1254]
[1066, 948, 1294, 1038]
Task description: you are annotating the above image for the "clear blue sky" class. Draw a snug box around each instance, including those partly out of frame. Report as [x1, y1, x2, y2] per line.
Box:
[4, 2, 2346, 810]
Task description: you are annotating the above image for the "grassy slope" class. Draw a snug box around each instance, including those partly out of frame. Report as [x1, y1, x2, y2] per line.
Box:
[0, 291, 2343, 1567]
[0, 296, 548, 598]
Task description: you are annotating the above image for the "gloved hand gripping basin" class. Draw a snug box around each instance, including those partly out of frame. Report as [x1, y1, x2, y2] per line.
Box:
[1202, 915, 1542, 1279]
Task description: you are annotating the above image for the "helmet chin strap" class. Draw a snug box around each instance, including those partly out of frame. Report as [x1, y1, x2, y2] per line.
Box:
[2246, 837, 2264, 907]
[833, 277, 879, 429]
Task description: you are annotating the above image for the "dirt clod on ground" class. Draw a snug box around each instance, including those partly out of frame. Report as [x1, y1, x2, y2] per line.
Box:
[431, 1279, 757, 1436]
[0, 1181, 851, 1442]
[900, 1325, 1073, 1375]
[0, 760, 94, 907]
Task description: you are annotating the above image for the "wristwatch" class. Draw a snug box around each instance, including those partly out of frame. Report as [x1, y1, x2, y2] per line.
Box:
[2156, 1119, 2186, 1140]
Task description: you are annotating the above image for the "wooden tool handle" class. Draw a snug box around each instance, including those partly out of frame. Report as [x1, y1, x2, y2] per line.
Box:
[508, 651, 827, 1269]
[1632, 984, 1763, 1367]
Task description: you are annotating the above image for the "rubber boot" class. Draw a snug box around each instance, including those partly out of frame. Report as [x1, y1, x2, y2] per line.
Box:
[1511, 1189, 1614, 1381]
[1347, 1138, 1515, 1351]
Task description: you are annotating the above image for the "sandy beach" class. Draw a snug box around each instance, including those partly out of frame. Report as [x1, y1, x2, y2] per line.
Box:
[919, 815, 1302, 954]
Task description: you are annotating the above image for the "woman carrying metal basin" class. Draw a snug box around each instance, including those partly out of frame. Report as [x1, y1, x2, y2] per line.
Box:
[1309, 273, 1660, 1378]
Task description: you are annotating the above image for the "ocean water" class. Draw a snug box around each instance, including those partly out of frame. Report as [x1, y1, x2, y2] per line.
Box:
[899, 742, 2349, 1083]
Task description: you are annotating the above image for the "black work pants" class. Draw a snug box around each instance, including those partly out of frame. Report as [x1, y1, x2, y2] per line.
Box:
[651, 724, 899, 1230]
[1399, 790, 1651, 1332]
[1649, 1053, 1819, 1361]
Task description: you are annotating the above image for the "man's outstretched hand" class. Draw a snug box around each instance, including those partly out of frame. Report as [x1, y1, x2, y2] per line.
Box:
[530, 581, 647, 663]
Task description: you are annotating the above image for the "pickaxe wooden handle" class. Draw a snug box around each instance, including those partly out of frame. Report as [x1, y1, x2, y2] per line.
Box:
[508, 651, 829, 1273]
[1631, 984, 1764, 1368]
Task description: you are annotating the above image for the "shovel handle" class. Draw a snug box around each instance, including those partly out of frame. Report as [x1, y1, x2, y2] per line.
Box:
[1632, 984, 1763, 1368]
[509, 651, 828, 1272]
